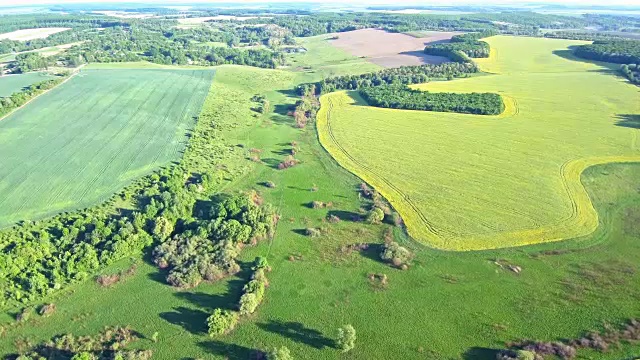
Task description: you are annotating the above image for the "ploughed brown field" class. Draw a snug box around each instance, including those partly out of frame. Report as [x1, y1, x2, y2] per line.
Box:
[328, 28, 460, 68]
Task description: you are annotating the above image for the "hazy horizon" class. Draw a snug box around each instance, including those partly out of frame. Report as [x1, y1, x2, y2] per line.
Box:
[1, 0, 640, 8]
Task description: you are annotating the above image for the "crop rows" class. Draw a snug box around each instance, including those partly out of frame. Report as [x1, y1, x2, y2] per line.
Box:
[0, 68, 214, 227]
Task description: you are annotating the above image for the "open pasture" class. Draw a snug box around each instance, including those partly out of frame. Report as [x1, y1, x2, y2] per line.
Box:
[328, 28, 458, 68]
[0, 72, 53, 97]
[0, 27, 70, 41]
[0, 68, 214, 227]
[318, 36, 640, 250]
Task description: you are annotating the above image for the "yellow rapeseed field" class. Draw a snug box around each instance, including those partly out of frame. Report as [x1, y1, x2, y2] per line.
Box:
[317, 36, 640, 250]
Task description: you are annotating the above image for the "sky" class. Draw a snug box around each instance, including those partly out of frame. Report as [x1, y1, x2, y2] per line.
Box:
[0, 0, 639, 6]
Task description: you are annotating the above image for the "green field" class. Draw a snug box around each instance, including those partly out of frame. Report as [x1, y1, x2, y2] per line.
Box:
[0, 68, 214, 227]
[318, 36, 640, 250]
[0, 72, 53, 97]
[2, 64, 640, 360]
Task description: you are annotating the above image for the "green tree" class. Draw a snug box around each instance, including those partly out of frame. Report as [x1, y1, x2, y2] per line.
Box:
[266, 346, 293, 360]
[337, 324, 356, 352]
[366, 207, 385, 224]
[207, 308, 239, 336]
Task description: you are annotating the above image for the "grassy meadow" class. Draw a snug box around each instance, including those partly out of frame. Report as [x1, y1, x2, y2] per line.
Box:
[0, 68, 214, 227]
[0, 72, 53, 97]
[318, 36, 640, 250]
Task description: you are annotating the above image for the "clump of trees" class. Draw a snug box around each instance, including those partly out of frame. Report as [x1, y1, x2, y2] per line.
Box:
[574, 40, 640, 64]
[297, 62, 478, 96]
[380, 241, 414, 269]
[424, 31, 496, 62]
[207, 308, 239, 336]
[360, 84, 504, 115]
[620, 63, 640, 85]
[0, 76, 65, 117]
[337, 324, 356, 353]
[152, 195, 277, 288]
[292, 85, 319, 128]
[9, 326, 152, 360]
[266, 346, 293, 360]
[238, 257, 270, 315]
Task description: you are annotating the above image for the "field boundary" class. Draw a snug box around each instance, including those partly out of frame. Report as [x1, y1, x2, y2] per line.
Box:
[317, 91, 640, 251]
[0, 65, 85, 123]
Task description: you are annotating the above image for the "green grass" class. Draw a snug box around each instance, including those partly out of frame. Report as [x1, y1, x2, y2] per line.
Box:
[0, 72, 54, 97]
[288, 34, 381, 80]
[0, 68, 214, 227]
[2, 36, 640, 360]
[318, 36, 640, 250]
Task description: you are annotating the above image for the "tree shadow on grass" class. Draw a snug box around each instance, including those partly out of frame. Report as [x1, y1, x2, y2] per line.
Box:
[552, 48, 619, 71]
[615, 114, 640, 129]
[257, 321, 334, 349]
[159, 307, 209, 335]
[261, 158, 282, 170]
[198, 340, 263, 360]
[358, 243, 384, 263]
[326, 210, 362, 222]
[462, 347, 501, 360]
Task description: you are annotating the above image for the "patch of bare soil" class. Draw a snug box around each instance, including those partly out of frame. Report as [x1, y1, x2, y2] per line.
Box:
[328, 28, 461, 68]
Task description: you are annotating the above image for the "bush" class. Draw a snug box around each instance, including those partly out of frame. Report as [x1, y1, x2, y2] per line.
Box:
[266, 346, 293, 360]
[366, 207, 385, 224]
[207, 309, 239, 336]
[38, 303, 56, 317]
[380, 241, 413, 269]
[305, 228, 322, 237]
[277, 155, 299, 170]
[337, 324, 356, 352]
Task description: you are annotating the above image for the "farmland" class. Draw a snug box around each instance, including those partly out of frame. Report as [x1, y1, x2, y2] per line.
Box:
[0, 68, 214, 227]
[318, 36, 640, 250]
[2, 64, 640, 360]
[0, 72, 53, 96]
[1, 7, 640, 360]
[328, 29, 456, 68]
[0, 27, 70, 41]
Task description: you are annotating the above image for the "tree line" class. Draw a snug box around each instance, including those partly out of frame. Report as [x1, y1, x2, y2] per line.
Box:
[424, 31, 496, 62]
[573, 39, 640, 64]
[0, 76, 65, 118]
[297, 62, 479, 96]
[621, 64, 640, 85]
[359, 84, 505, 115]
[0, 161, 276, 309]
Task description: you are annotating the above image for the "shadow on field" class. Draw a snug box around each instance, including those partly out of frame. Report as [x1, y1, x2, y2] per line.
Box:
[357, 243, 384, 263]
[326, 210, 363, 222]
[159, 262, 253, 334]
[257, 321, 335, 349]
[198, 340, 262, 360]
[552, 48, 619, 71]
[615, 114, 640, 129]
[261, 158, 282, 169]
[462, 347, 501, 360]
[160, 307, 209, 334]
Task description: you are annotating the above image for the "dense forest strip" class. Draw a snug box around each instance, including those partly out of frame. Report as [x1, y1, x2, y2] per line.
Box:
[573, 40, 640, 64]
[359, 85, 505, 115]
[424, 31, 496, 63]
[0, 73, 71, 121]
[297, 62, 478, 96]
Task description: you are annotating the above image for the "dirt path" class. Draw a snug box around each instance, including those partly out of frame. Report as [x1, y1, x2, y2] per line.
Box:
[0, 64, 85, 123]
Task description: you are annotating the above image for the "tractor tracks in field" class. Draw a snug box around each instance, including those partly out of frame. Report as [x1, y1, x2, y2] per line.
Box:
[319, 93, 442, 239]
[317, 92, 640, 251]
[0, 65, 85, 124]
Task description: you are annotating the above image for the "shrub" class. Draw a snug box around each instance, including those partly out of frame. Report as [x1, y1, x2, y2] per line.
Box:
[96, 273, 121, 287]
[337, 324, 356, 352]
[277, 155, 299, 170]
[265, 181, 276, 188]
[38, 303, 56, 317]
[266, 346, 293, 360]
[305, 228, 321, 237]
[366, 207, 385, 224]
[380, 241, 413, 269]
[207, 309, 239, 336]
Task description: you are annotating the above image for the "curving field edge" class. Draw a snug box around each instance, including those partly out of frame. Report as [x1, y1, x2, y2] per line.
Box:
[316, 91, 640, 251]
